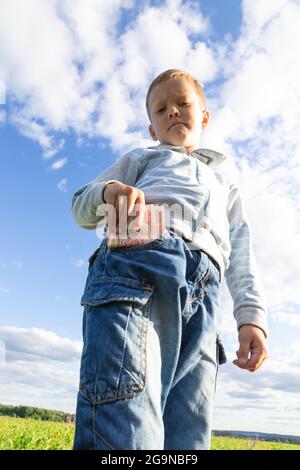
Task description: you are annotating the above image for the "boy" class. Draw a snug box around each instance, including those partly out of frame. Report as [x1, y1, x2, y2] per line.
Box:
[72, 69, 268, 450]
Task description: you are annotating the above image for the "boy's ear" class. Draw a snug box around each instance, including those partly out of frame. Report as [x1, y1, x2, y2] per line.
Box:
[202, 109, 210, 129]
[149, 124, 158, 141]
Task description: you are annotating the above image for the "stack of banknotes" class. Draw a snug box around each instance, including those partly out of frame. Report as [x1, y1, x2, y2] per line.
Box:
[105, 203, 167, 249]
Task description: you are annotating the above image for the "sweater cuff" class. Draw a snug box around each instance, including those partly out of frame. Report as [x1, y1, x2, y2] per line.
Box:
[235, 308, 268, 339]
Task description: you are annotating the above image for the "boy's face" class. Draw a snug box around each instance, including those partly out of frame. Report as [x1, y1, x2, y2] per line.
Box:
[148, 76, 210, 153]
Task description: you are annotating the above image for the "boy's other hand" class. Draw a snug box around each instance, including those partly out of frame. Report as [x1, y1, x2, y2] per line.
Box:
[103, 181, 145, 233]
[233, 324, 269, 372]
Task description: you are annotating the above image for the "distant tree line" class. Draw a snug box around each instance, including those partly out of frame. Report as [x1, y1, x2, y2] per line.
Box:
[0, 404, 75, 423]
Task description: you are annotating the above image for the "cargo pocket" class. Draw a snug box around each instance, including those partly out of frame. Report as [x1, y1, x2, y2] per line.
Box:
[79, 276, 154, 405]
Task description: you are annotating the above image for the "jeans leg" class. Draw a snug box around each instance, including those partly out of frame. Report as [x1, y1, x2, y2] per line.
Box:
[73, 232, 187, 450]
[163, 249, 222, 450]
[73, 233, 223, 451]
[73, 312, 166, 450]
[163, 348, 217, 450]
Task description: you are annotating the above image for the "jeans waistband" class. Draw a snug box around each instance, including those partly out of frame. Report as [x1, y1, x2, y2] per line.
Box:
[101, 227, 221, 280]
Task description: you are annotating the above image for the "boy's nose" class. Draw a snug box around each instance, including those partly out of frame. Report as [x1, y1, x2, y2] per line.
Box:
[168, 106, 180, 118]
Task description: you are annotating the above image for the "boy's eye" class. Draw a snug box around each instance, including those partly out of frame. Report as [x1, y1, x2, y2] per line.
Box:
[156, 102, 190, 113]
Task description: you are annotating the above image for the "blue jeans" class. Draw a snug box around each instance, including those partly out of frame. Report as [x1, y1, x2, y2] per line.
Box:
[73, 228, 227, 450]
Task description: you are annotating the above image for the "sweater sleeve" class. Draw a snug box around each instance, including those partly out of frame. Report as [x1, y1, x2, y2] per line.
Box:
[71, 150, 140, 230]
[225, 183, 268, 338]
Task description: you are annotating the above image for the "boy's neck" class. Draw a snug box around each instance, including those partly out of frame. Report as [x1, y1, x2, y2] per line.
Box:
[156, 142, 199, 153]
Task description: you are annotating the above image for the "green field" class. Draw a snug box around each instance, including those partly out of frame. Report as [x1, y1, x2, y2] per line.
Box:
[0, 416, 74, 450]
[0, 416, 299, 450]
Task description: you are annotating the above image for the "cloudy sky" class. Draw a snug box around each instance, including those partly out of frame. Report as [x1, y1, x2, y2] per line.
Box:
[1, 0, 300, 436]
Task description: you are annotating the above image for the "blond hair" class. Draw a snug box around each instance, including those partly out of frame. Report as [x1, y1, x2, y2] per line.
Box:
[146, 68, 206, 121]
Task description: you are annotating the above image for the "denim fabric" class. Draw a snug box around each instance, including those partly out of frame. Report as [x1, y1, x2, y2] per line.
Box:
[73, 229, 227, 450]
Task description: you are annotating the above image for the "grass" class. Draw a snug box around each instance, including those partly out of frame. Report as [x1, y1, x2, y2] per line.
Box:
[211, 435, 300, 450]
[0, 416, 74, 450]
[0, 416, 300, 450]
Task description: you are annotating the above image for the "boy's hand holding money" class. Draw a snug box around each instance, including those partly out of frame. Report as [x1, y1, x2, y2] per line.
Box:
[103, 181, 166, 248]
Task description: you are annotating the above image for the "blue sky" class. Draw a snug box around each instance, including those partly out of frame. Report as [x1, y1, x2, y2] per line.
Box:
[1, 0, 300, 436]
[0, 125, 104, 339]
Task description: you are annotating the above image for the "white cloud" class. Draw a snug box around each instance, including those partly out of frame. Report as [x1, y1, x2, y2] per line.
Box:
[0, 326, 82, 412]
[70, 258, 86, 268]
[0, 326, 82, 363]
[241, 0, 289, 30]
[0, 340, 5, 366]
[199, 0, 300, 339]
[96, 0, 218, 153]
[206, 0, 300, 436]
[0, 0, 134, 156]
[57, 178, 67, 192]
[51, 157, 68, 170]
[273, 311, 300, 328]
[10, 111, 65, 158]
[0, 0, 219, 155]
[214, 355, 300, 434]
[0, 360, 78, 413]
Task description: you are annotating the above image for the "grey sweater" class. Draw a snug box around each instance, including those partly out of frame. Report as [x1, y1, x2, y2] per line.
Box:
[72, 143, 268, 337]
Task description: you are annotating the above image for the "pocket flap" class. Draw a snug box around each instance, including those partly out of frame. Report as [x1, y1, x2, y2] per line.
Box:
[80, 276, 153, 307]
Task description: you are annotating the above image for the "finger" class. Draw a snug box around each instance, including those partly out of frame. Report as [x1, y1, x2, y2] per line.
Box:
[234, 341, 251, 368]
[131, 191, 145, 231]
[126, 192, 139, 236]
[233, 358, 249, 368]
[247, 349, 268, 372]
[233, 350, 243, 368]
[244, 350, 261, 371]
[106, 197, 117, 238]
[127, 188, 137, 216]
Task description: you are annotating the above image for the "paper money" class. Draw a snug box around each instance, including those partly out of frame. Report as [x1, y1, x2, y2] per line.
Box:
[106, 204, 166, 248]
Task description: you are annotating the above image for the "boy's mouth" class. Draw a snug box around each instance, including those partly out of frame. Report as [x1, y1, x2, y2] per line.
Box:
[168, 122, 186, 130]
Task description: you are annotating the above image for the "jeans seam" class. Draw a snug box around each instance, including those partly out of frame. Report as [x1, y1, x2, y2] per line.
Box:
[123, 297, 150, 387]
[142, 297, 151, 390]
[116, 305, 133, 391]
[81, 384, 144, 404]
[188, 267, 211, 302]
[91, 275, 154, 291]
[92, 404, 116, 450]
